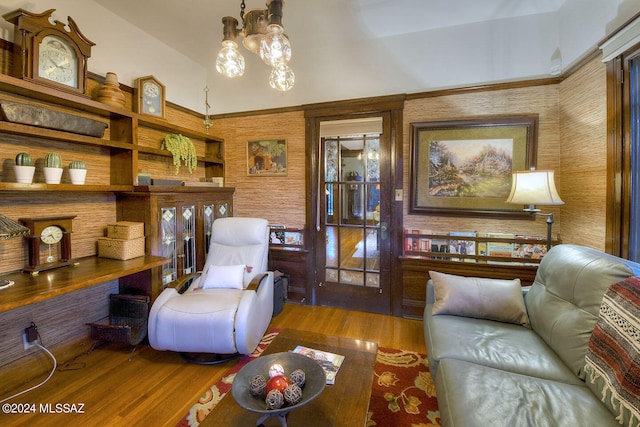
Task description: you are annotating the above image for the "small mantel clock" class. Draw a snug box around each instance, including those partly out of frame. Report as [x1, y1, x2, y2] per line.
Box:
[19, 215, 76, 275]
[3, 8, 94, 96]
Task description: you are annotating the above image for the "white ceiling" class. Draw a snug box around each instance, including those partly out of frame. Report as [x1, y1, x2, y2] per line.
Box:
[5, 0, 635, 114]
[93, 0, 569, 70]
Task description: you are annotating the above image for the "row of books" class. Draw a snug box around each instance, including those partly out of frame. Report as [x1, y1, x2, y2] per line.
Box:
[404, 229, 548, 264]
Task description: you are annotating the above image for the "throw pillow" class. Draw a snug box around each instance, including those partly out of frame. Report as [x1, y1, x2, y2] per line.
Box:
[201, 264, 246, 289]
[430, 271, 530, 327]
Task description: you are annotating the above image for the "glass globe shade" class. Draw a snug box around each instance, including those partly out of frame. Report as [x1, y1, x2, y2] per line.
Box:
[269, 63, 295, 91]
[260, 24, 292, 67]
[216, 40, 245, 78]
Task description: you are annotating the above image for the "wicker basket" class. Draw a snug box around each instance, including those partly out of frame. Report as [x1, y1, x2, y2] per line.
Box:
[107, 221, 144, 240]
[98, 237, 145, 260]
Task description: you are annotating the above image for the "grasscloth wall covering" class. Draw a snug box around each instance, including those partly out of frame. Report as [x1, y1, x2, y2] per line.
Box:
[558, 56, 608, 250]
[209, 111, 306, 228]
[209, 56, 608, 248]
[402, 85, 562, 240]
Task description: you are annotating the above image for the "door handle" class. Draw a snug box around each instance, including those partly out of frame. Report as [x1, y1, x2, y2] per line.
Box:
[380, 222, 388, 240]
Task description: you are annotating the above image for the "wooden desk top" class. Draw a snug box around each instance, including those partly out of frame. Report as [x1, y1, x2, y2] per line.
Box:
[201, 328, 378, 427]
[0, 255, 168, 312]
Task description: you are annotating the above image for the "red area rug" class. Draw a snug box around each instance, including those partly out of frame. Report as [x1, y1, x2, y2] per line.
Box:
[176, 330, 441, 427]
[368, 348, 441, 427]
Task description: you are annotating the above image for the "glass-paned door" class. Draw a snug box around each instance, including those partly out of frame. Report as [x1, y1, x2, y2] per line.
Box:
[317, 128, 390, 314]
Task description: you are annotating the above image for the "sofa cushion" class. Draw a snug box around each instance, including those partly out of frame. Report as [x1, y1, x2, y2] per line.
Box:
[526, 245, 640, 379]
[436, 358, 622, 427]
[424, 300, 583, 385]
[430, 271, 529, 327]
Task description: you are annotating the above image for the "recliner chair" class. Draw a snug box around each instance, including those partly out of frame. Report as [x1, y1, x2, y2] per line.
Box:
[148, 217, 274, 362]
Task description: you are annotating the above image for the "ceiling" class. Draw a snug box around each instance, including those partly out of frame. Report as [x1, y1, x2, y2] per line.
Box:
[94, 0, 569, 72]
[88, 0, 625, 114]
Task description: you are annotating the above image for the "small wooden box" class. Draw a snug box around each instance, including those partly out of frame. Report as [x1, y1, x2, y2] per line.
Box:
[98, 237, 145, 260]
[107, 221, 144, 240]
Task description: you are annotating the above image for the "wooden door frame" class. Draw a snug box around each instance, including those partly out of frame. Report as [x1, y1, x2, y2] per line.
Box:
[303, 95, 405, 315]
[605, 46, 640, 257]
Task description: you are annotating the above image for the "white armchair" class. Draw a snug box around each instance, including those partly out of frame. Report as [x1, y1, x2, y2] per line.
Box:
[148, 217, 274, 362]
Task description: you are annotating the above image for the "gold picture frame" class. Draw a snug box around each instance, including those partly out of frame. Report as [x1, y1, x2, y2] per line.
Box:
[409, 116, 538, 218]
[134, 75, 166, 119]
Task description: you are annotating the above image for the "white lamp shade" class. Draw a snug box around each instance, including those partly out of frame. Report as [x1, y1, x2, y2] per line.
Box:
[506, 170, 564, 206]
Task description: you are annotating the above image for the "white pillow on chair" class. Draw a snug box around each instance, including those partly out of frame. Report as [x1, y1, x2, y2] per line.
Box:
[201, 264, 246, 289]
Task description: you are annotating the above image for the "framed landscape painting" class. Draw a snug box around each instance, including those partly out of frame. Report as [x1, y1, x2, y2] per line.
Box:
[409, 116, 538, 218]
[247, 139, 287, 176]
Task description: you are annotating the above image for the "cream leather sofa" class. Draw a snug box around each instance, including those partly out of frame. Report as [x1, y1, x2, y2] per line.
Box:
[424, 244, 640, 427]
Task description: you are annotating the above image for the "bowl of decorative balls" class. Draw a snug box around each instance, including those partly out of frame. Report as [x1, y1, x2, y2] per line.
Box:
[231, 352, 326, 424]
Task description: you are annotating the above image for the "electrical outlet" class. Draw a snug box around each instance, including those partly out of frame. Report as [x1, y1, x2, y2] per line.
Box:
[23, 323, 37, 350]
[23, 331, 35, 350]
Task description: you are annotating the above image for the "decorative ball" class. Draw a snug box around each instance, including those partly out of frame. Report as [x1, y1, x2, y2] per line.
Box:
[269, 363, 285, 378]
[266, 374, 290, 394]
[289, 369, 306, 388]
[265, 389, 284, 410]
[250, 374, 267, 396]
[283, 383, 303, 405]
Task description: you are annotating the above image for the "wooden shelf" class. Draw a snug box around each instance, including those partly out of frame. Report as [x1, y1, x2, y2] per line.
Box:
[0, 72, 129, 119]
[0, 121, 133, 149]
[135, 145, 223, 164]
[0, 71, 225, 193]
[0, 183, 134, 192]
[137, 115, 224, 143]
[0, 255, 169, 312]
[131, 185, 235, 194]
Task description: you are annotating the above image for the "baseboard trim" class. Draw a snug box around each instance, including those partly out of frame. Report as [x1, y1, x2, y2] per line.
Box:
[0, 335, 93, 398]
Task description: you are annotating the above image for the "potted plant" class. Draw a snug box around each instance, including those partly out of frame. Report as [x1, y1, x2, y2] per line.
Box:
[43, 152, 63, 184]
[14, 152, 35, 184]
[68, 160, 87, 185]
[162, 134, 197, 174]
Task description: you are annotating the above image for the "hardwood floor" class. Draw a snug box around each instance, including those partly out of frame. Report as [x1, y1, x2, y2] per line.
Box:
[2, 303, 425, 426]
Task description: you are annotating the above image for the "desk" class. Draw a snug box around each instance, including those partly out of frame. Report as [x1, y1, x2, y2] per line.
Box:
[0, 255, 168, 311]
[203, 329, 378, 426]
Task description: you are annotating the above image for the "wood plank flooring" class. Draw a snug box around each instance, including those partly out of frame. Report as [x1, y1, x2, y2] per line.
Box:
[1, 303, 425, 427]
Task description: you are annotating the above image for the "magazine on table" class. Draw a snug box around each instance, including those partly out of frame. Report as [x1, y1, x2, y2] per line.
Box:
[292, 345, 345, 385]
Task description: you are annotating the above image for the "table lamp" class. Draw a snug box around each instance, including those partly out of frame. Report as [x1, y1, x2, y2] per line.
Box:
[505, 168, 564, 252]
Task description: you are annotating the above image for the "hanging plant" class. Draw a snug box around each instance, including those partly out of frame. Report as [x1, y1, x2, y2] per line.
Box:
[162, 134, 197, 174]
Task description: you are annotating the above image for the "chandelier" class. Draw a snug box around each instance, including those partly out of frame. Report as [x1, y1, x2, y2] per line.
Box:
[215, 0, 295, 91]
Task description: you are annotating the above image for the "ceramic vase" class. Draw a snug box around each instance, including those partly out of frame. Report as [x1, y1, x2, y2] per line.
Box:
[13, 165, 35, 184]
[97, 72, 126, 108]
[69, 168, 87, 185]
[43, 167, 63, 184]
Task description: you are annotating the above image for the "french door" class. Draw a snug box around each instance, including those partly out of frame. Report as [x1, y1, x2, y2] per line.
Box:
[312, 115, 391, 314]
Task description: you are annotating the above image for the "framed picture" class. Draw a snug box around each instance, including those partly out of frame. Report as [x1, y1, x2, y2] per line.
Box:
[409, 116, 538, 218]
[247, 140, 287, 176]
[134, 75, 166, 118]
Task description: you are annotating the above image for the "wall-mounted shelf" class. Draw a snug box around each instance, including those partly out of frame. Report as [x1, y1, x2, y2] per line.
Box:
[0, 72, 225, 189]
[0, 183, 134, 192]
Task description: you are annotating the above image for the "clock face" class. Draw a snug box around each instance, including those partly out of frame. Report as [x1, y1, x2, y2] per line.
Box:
[143, 81, 160, 98]
[40, 225, 64, 245]
[38, 35, 79, 87]
[142, 80, 162, 116]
